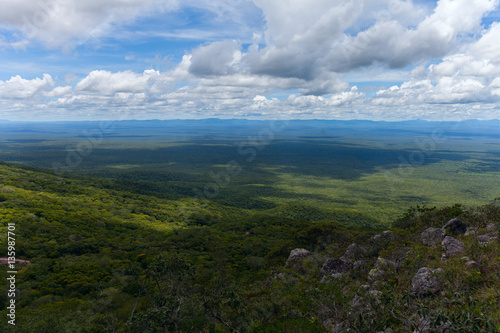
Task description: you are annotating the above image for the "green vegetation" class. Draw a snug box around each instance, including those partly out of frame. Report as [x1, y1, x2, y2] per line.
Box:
[0, 161, 373, 332]
[0, 161, 499, 331]
[1, 120, 500, 223]
[0, 120, 499, 331]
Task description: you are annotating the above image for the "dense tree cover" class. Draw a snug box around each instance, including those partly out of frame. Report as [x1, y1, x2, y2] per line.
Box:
[0, 162, 499, 332]
[0, 162, 373, 332]
[3, 120, 500, 225]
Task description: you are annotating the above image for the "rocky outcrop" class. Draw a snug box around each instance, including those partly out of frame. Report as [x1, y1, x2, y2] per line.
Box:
[353, 260, 370, 270]
[379, 329, 395, 333]
[370, 230, 396, 252]
[273, 272, 299, 283]
[368, 257, 396, 283]
[421, 227, 445, 247]
[441, 236, 465, 257]
[465, 261, 479, 270]
[413, 317, 452, 333]
[411, 267, 444, 296]
[486, 223, 497, 233]
[350, 289, 381, 313]
[320, 273, 345, 283]
[285, 248, 310, 264]
[386, 247, 410, 269]
[442, 218, 467, 236]
[284, 248, 311, 270]
[477, 235, 491, 243]
[320, 258, 352, 276]
[465, 227, 478, 236]
[340, 243, 367, 262]
[368, 267, 386, 282]
[375, 257, 396, 271]
[477, 234, 498, 246]
[364, 230, 398, 259]
[323, 321, 345, 333]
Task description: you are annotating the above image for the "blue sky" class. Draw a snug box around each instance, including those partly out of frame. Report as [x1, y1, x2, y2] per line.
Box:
[0, 0, 500, 121]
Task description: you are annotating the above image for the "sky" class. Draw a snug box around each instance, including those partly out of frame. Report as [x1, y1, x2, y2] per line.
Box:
[0, 0, 500, 121]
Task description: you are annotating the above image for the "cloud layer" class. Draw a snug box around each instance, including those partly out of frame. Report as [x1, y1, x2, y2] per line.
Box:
[0, 0, 499, 120]
[0, 0, 178, 48]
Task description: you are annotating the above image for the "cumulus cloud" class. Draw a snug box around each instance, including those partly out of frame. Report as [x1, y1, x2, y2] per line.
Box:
[0, 0, 178, 47]
[177, 0, 498, 98]
[372, 78, 490, 105]
[246, 0, 498, 80]
[372, 17, 500, 107]
[189, 41, 242, 76]
[288, 87, 364, 107]
[75, 69, 161, 95]
[0, 74, 54, 99]
[1, 0, 500, 120]
[469, 22, 500, 61]
[44, 85, 72, 97]
[340, 0, 498, 69]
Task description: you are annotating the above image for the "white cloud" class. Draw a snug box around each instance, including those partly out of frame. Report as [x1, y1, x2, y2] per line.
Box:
[0, 74, 54, 99]
[330, 0, 497, 71]
[244, 0, 498, 82]
[430, 55, 498, 77]
[469, 22, 500, 61]
[44, 85, 72, 97]
[372, 17, 500, 107]
[373, 77, 489, 105]
[75, 69, 161, 95]
[1, 0, 500, 120]
[189, 40, 242, 76]
[490, 77, 500, 96]
[287, 87, 364, 107]
[0, 0, 178, 47]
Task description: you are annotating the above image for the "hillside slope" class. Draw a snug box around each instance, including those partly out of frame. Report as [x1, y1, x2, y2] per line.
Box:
[0, 162, 499, 332]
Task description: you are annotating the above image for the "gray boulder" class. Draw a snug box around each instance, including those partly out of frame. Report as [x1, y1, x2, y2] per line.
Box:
[326, 322, 346, 333]
[380, 329, 395, 333]
[353, 260, 371, 270]
[411, 267, 444, 295]
[421, 227, 445, 247]
[369, 230, 396, 254]
[486, 223, 497, 233]
[441, 236, 465, 257]
[273, 272, 299, 284]
[465, 227, 478, 236]
[368, 268, 386, 283]
[358, 284, 371, 292]
[413, 316, 452, 333]
[465, 261, 479, 270]
[477, 235, 491, 243]
[371, 230, 395, 244]
[387, 247, 410, 266]
[478, 234, 498, 246]
[340, 243, 367, 262]
[367, 257, 396, 284]
[320, 258, 352, 276]
[375, 257, 396, 271]
[320, 273, 344, 283]
[284, 248, 311, 269]
[287, 248, 310, 260]
[350, 289, 382, 315]
[443, 218, 467, 236]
